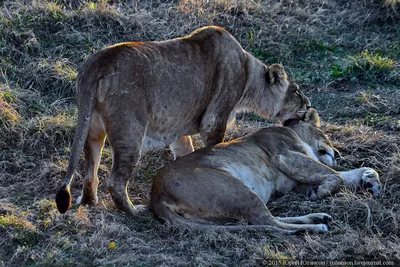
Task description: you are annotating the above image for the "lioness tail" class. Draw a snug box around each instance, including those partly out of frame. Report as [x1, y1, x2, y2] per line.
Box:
[55, 72, 98, 214]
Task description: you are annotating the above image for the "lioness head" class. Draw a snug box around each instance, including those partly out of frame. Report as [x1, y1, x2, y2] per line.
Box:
[266, 64, 311, 122]
[285, 108, 337, 167]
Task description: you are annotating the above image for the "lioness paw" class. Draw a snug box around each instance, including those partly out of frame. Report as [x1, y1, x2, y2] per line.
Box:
[132, 204, 147, 214]
[311, 213, 332, 224]
[362, 168, 379, 180]
[296, 224, 328, 234]
[76, 195, 99, 205]
[360, 168, 381, 198]
[314, 224, 329, 233]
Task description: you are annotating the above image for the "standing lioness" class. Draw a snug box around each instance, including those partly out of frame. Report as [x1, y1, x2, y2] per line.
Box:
[56, 26, 310, 215]
[151, 109, 382, 233]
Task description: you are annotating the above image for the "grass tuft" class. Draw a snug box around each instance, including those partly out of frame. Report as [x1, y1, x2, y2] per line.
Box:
[0, 93, 21, 128]
[384, 0, 400, 8]
[330, 50, 398, 83]
[0, 214, 36, 230]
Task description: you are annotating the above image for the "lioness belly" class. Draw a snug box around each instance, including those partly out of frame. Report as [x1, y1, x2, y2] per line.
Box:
[142, 132, 182, 153]
[142, 122, 200, 153]
[142, 135, 169, 153]
[220, 164, 275, 203]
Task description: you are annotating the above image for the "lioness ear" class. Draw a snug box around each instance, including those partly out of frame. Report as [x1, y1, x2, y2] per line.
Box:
[268, 64, 287, 85]
[305, 108, 321, 128]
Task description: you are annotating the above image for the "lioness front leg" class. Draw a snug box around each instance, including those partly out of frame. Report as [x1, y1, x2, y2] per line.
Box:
[275, 151, 344, 200]
[170, 136, 194, 160]
[200, 114, 229, 146]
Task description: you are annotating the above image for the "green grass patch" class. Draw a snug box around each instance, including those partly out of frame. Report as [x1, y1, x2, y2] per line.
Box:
[39, 112, 76, 131]
[0, 214, 35, 230]
[263, 245, 295, 260]
[252, 40, 348, 84]
[12, 230, 41, 247]
[362, 113, 393, 126]
[0, 92, 21, 128]
[330, 50, 398, 83]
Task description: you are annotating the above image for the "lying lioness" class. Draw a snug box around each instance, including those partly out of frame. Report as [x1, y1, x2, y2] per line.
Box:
[150, 109, 381, 233]
[56, 26, 310, 215]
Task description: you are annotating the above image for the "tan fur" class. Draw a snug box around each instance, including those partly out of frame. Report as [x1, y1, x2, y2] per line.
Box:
[55, 26, 310, 215]
[150, 109, 382, 233]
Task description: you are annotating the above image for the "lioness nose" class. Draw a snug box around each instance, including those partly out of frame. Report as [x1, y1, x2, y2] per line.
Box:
[370, 189, 381, 198]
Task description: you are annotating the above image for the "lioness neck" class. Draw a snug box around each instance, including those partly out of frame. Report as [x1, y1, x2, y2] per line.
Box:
[237, 52, 275, 118]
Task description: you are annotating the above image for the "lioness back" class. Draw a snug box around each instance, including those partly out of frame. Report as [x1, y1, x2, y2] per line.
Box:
[78, 26, 247, 148]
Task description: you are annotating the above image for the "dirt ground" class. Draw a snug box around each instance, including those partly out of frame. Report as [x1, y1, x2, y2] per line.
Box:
[0, 0, 399, 266]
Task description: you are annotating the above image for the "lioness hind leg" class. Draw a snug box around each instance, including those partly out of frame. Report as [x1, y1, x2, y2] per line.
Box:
[106, 120, 148, 215]
[77, 113, 106, 206]
[253, 213, 329, 234]
[229, 190, 328, 233]
[170, 136, 194, 160]
[276, 213, 332, 225]
[107, 146, 147, 215]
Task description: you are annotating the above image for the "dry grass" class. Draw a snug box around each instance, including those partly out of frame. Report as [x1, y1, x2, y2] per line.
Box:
[0, 0, 399, 266]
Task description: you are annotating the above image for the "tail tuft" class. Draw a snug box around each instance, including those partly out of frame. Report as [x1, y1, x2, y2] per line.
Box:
[56, 184, 72, 214]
